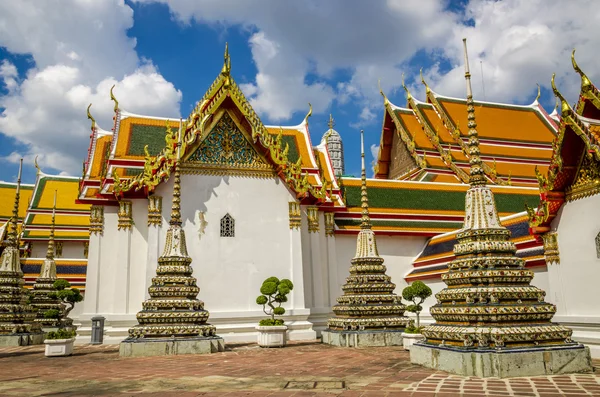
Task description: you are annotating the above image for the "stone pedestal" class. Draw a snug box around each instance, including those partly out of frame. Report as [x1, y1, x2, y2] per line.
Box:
[410, 343, 593, 378]
[321, 329, 403, 347]
[119, 336, 225, 358]
[0, 332, 44, 346]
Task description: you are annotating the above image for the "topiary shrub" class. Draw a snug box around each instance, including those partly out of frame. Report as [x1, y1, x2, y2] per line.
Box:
[402, 281, 432, 329]
[49, 279, 83, 319]
[256, 277, 294, 326]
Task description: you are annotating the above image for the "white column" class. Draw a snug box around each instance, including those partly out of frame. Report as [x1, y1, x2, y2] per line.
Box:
[326, 233, 338, 307]
[82, 232, 101, 315]
[112, 227, 132, 314]
[289, 226, 306, 309]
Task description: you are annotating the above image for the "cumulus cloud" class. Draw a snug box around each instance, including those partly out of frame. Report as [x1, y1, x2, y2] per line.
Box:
[0, 0, 181, 176]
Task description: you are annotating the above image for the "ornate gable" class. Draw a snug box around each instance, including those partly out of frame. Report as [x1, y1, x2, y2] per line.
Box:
[184, 111, 274, 176]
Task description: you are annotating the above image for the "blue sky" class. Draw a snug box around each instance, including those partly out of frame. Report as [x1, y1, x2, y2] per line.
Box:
[0, 0, 598, 183]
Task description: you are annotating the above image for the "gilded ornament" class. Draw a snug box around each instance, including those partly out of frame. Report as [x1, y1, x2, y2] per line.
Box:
[288, 202, 301, 230]
[324, 212, 335, 237]
[148, 196, 162, 227]
[542, 232, 560, 265]
[55, 241, 63, 258]
[117, 200, 133, 231]
[89, 205, 104, 235]
[307, 206, 319, 233]
[83, 241, 89, 259]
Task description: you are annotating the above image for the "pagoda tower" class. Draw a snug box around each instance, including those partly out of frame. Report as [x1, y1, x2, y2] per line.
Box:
[321, 114, 345, 176]
[410, 39, 592, 377]
[0, 159, 43, 345]
[31, 190, 71, 330]
[120, 127, 224, 357]
[322, 130, 410, 347]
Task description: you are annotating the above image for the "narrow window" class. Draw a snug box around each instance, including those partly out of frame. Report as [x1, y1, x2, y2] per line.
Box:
[220, 213, 235, 237]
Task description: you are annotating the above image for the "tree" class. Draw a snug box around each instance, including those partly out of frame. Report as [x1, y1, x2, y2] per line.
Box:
[49, 279, 83, 318]
[256, 277, 294, 326]
[402, 281, 432, 329]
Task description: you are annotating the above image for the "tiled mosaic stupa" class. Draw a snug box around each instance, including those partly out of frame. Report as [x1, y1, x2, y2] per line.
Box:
[410, 39, 592, 377]
[322, 130, 410, 347]
[120, 132, 224, 357]
[30, 190, 71, 329]
[0, 159, 43, 345]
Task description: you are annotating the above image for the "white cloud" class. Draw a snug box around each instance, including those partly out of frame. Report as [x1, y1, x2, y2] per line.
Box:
[0, 0, 181, 176]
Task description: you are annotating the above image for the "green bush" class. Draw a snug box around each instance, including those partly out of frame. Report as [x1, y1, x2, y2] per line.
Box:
[43, 309, 61, 319]
[259, 318, 285, 326]
[402, 281, 432, 329]
[46, 329, 76, 340]
[256, 277, 294, 326]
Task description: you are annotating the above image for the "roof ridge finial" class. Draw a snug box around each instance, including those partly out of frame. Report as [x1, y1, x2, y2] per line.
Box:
[8, 158, 23, 247]
[110, 85, 119, 113]
[222, 42, 231, 76]
[420, 68, 431, 95]
[463, 38, 486, 186]
[571, 48, 591, 90]
[328, 114, 335, 130]
[303, 103, 313, 125]
[34, 155, 42, 176]
[46, 190, 57, 260]
[551, 73, 571, 115]
[87, 103, 96, 131]
[534, 83, 541, 103]
[402, 73, 412, 101]
[378, 79, 390, 106]
[360, 129, 371, 230]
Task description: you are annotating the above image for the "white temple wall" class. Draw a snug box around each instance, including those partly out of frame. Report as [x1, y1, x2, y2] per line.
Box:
[126, 199, 149, 314]
[547, 195, 600, 357]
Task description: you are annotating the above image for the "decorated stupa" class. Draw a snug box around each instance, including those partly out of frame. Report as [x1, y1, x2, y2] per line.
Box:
[322, 130, 410, 347]
[120, 129, 224, 357]
[410, 39, 592, 377]
[0, 159, 43, 345]
[30, 190, 71, 329]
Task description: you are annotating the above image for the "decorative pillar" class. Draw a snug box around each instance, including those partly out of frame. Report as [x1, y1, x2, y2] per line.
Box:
[117, 200, 133, 230]
[148, 196, 162, 227]
[307, 206, 319, 233]
[113, 200, 132, 313]
[289, 202, 301, 230]
[324, 212, 335, 237]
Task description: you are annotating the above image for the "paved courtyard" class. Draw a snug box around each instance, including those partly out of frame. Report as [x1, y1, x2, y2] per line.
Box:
[0, 341, 598, 396]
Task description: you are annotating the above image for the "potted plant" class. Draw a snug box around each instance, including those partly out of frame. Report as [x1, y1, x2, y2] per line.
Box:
[255, 277, 293, 347]
[44, 279, 83, 357]
[401, 281, 432, 350]
[44, 328, 76, 357]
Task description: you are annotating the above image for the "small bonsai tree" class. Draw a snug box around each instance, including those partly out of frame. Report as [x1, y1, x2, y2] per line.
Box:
[256, 277, 294, 326]
[402, 281, 432, 331]
[49, 279, 83, 319]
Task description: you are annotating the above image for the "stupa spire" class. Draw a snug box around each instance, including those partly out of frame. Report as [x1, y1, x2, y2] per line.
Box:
[45, 191, 56, 260]
[463, 38, 486, 186]
[359, 130, 371, 230]
[7, 159, 23, 247]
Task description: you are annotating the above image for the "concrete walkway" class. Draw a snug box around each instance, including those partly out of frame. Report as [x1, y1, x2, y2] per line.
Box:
[0, 341, 598, 396]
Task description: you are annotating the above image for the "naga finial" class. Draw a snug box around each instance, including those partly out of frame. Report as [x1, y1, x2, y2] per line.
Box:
[571, 48, 592, 90]
[34, 155, 42, 176]
[303, 103, 313, 124]
[401, 73, 412, 100]
[87, 103, 96, 131]
[420, 68, 431, 95]
[534, 83, 541, 103]
[378, 79, 389, 106]
[110, 85, 119, 113]
[551, 73, 571, 115]
[222, 42, 231, 76]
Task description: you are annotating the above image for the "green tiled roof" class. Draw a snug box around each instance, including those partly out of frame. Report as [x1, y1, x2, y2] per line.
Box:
[336, 219, 463, 230]
[343, 184, 540, 213]
[128, 124, 168, 156]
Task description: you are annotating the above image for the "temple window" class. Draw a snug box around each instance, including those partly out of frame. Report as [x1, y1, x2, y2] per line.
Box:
[220, 214, 235, 237]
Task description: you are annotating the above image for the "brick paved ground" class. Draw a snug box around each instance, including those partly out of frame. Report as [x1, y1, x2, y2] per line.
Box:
[0, 341, 598, 396]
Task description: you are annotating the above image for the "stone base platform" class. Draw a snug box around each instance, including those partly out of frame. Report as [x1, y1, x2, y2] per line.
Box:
[410, 342, 593, 378]
[0, 332, 45, 346]
[119, 336, 225, 358]
[321, 329, 403, 347]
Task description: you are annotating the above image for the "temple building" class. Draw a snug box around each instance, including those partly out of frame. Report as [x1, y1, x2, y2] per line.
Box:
[0, 45, 598, 358]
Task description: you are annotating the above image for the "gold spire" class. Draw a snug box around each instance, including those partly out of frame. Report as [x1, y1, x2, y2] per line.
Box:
[46, 191, 57, 260]
[463, 38, 486, 186]
[420, 68, 431, 95]
[551, 73, 571, 115]
[110, 85, 119, 113]
[328, 114, 335, 130]
[360, 129, 371, 230]
[87, 103, 96, 131]
[169, 120, 183, 226]
[7, 159, 23, 247]
[572, 48, 592, 91]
